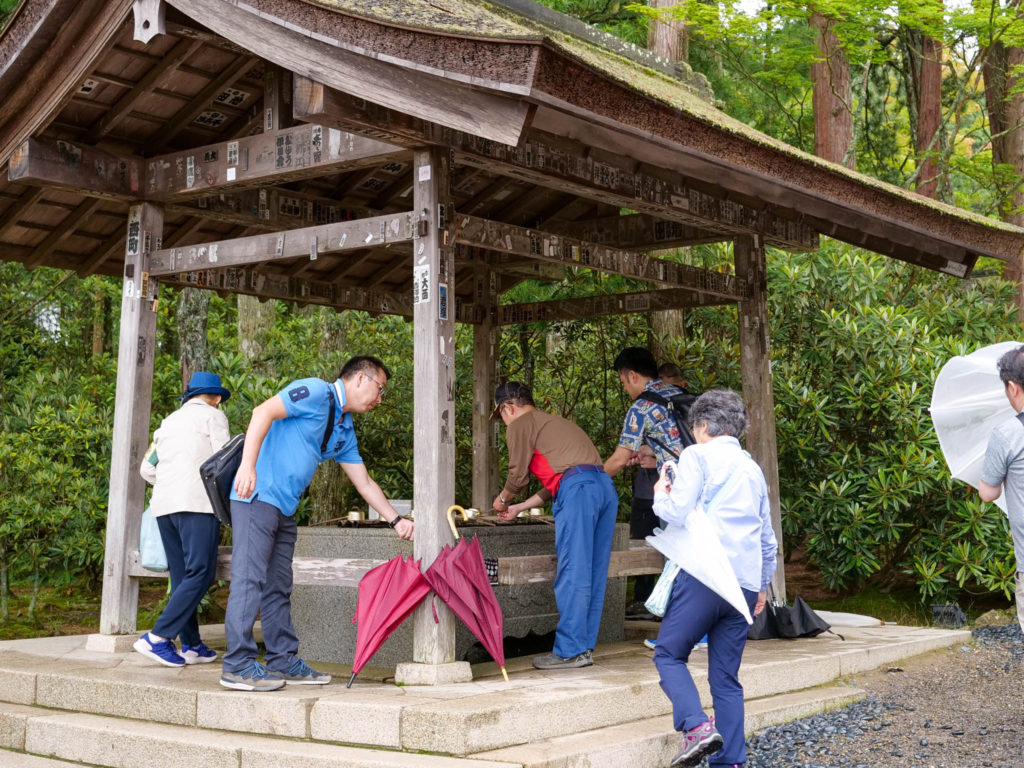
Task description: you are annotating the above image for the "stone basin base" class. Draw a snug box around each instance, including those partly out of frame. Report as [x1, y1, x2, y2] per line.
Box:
[291, 522, 628, 668]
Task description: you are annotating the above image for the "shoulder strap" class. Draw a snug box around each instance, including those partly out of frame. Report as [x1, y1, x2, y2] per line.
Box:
[1016, 411, 1024, 428]
[321, 383, 338, 453]
[637, 390, 667, 407]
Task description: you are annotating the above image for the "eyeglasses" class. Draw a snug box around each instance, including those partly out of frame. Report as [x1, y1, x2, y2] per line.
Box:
[364, 372, 386, 397]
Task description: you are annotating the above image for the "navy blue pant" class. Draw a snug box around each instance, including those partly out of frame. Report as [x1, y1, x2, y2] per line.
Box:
[551, 470, 619, 658]
[222, 498, 300, 674]
[654, 570, 758, 767]
[152, 512, 220, 647]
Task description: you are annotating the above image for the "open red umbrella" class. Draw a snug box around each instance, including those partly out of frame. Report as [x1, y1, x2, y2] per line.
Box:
[348, 554, 431, 687]
[422, 507, 509, 681]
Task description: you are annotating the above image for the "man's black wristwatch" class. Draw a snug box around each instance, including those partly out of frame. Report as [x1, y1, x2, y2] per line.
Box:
[388, 515, 404, 528]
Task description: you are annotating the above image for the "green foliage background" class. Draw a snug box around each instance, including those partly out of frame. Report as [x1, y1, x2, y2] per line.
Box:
[3, 1, 1024, 622]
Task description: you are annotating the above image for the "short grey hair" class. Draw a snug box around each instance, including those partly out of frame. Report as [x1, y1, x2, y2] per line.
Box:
[688, 389, 749, 438]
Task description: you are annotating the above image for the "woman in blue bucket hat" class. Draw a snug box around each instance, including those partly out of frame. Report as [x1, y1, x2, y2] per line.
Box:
[135, 371, 232, 668]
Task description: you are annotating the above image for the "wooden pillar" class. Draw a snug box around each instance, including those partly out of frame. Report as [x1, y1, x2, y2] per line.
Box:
[734, 234, 786, 600]
[399, 147, 468, 684]
[263, 63, 292, 131]
[471, 258, 499, 510]
[99, 203, 162, 634]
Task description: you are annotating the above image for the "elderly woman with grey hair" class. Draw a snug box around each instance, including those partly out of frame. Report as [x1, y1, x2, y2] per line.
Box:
[650, 389, 778, 768]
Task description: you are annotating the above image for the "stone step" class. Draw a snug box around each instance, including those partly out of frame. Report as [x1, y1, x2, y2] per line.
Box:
[470, 685, 867, 768]
[0, 625, 971, 758]
[1, 702, 518, 768]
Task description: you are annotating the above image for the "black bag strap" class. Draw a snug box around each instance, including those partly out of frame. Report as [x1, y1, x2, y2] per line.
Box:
[1017, 411, 1024, 428]
[321, 385, 337, 453]
[637, 390, 696, 451]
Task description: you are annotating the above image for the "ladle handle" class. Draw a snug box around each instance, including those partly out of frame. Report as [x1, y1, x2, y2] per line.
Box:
[446, 505, 465, 540]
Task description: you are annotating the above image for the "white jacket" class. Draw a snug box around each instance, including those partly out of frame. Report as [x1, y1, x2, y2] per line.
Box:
[140, 399, 230, 517]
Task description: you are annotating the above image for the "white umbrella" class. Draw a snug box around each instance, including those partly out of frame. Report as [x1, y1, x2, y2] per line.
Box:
[647, 511, 753, 625]
[930, 341, 1022, 513]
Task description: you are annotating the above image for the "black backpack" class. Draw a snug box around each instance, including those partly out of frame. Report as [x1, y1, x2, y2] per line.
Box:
[636, 388, 697, 458]
[199, 389, 336, 525]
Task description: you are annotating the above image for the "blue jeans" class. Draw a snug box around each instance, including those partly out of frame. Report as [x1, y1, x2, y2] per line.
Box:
[654, 570, 758, 767]
[222, 498, 300, 673]
[152, 512, 220, 646]
[551, 470, 619, 658]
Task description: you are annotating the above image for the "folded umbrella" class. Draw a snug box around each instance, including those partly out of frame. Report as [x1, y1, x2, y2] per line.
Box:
[422, 507, 509, 681]
[930, 340, 1021, 513]
[348, 554, 432, 687]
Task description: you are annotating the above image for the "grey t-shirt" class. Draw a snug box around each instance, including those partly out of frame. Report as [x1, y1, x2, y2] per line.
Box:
[981, 415, 1024, 573]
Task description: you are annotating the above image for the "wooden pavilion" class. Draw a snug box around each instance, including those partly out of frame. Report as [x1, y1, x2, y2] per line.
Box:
[2, 0, 1022, 679]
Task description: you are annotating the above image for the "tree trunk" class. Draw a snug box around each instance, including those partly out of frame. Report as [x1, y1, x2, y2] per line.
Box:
[647, 0, 689, 353]
[982, 38, 1024, 312]
[810, 11, 855, 169]
[307, 307, 349, 524]
[0, 539, 8, 621]
[177, 287, 211, 386]
[91, 285, 105, 358]
[650, 307, 686, 363]
[237, 294, 277, 375]
[647, 0, 688, 63]
[902, 1, 945, 199]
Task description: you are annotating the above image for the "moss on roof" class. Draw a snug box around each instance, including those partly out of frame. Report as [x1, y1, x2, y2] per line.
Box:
[304, 0, 540, 39]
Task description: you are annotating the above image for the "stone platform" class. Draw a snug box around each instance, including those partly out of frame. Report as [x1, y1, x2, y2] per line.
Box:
[0, 622, 971, 767]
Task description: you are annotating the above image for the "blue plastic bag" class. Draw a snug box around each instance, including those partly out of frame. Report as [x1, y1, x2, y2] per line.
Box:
[644, 559, 681, 618]
[139, 507, 167, 571]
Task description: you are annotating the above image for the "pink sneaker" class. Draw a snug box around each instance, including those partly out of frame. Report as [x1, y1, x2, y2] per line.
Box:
[669, 716, 723, 767]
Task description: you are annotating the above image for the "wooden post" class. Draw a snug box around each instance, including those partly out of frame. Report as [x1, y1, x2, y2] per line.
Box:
[471, 258, 500, 510]
[99, 203, 162, 634]
[734, 234, 786, 600]
[397, 148, 468, 684]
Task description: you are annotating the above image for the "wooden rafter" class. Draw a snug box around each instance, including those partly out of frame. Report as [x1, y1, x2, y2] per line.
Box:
[85, 38, 205, 143]
[26, 197, 104, 269]
[0, 187, 45, 238]
[496, 287, 730, 326]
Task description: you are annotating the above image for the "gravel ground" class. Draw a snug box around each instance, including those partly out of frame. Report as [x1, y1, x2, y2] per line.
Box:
[732, 623, 1024, 768]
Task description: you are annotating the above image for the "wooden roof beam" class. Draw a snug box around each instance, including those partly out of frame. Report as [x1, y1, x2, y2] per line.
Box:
[146, 124, 408, 201]
[9, 138, 142, 199]
[292, 84, 814, 252]
[549, 213, 728, 251]
[0, 186, 45, 238]
[496, 287, 731, 325]
[159, 268, 412, 317]
[454, 214, 748, 301]
[148, 211, 416, 276]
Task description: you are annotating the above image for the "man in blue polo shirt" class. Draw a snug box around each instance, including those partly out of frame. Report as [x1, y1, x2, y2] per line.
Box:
[221, 355, 414, 691]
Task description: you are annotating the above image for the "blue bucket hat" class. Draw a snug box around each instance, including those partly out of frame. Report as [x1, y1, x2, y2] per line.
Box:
[180, 371, 231, 402]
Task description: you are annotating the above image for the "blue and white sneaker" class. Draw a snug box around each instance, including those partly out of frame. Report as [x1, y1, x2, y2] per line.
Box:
[272, 658, 331, 685]
[133, 632, 185, 667]
[643, 638, 657, 650]
[181, 641, 218, 664]
[220, 661, 285, 691]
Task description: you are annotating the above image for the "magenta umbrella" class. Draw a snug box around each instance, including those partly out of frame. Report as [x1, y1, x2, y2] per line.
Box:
[348, 555, 431, 687]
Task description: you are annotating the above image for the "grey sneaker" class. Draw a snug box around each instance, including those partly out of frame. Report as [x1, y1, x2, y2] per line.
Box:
[669, 717, 723, 767]
[273, 658, 331, 685]
[532, 650, 593, 669]
[220, 661, 285, 691]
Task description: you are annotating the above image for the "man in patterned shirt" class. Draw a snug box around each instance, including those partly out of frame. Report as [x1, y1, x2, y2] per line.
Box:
[604, 347, 689, 614]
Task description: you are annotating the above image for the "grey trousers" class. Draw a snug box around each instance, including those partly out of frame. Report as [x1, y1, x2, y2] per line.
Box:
[222, 498, 300, 673]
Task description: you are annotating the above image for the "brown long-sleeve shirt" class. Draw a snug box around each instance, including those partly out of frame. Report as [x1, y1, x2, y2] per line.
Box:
[502, 409, 602, 502]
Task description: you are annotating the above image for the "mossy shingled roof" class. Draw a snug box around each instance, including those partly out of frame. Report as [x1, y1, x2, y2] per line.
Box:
[306, 0, 1018, 234]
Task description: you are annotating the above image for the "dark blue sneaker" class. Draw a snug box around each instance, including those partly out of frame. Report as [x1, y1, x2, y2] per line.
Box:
[181, 641, 218, 664]
[220, 661, 285, 691]
[272, 658, 331, 685]
[133, 632, 185, 667]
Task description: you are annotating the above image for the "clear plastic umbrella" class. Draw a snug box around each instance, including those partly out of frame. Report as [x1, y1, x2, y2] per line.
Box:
[930, 341, 1022, 513]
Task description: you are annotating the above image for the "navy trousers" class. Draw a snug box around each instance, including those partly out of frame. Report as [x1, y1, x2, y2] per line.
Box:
[152, 512, 220, 647]
[653, 570, 758, 767]
[551, 470, 619, 658]
[222, 498, 300, 674]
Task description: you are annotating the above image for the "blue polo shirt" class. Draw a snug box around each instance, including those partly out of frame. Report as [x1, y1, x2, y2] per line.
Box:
[230, 377, 362, 515]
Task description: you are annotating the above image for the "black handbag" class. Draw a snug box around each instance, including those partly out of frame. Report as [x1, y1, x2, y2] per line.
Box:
[199, 433, 244, 526]
[200, 388, 337, 525]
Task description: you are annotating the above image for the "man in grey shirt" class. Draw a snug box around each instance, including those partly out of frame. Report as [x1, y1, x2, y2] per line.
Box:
[979, 343, 1024, 633]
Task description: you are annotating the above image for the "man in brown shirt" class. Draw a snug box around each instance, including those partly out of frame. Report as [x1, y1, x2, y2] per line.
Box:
[490, 382, 619, 669]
